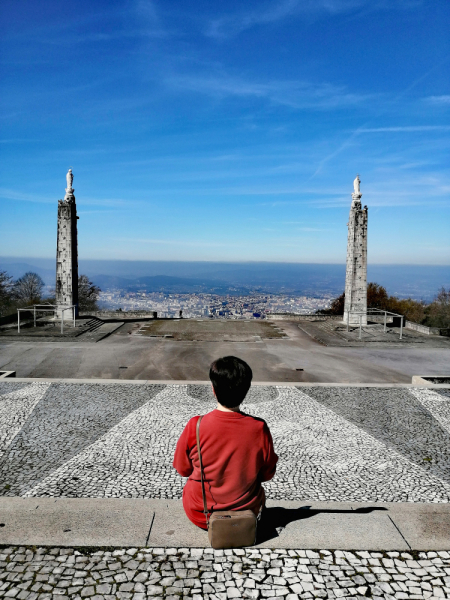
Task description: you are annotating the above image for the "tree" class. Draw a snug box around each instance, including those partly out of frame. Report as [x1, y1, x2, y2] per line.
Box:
[317, 291, 345, 315]
[385, 296, 426, 323]
[423, 287, 450, 328]
[12, 272, 44, 305]
[367, 283, 389, 308]
[319, 282, 427, 323]
[0, 270, 14, 316]
[328, 291, 345, 315]
[366, 282, 426, 322]
[78, 275, 101, 311]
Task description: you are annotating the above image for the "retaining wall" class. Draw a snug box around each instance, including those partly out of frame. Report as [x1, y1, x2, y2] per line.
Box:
[267, 314, 342, 321]
[80, 311, 157, 320]
[405, 321, 440, 335]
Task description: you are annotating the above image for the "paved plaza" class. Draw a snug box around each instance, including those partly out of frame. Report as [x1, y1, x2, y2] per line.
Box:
[1, 320, 450, 383]
[1, 546, 450, 600]
[1, 382, 450, 502]
[1, 381, 450, 599]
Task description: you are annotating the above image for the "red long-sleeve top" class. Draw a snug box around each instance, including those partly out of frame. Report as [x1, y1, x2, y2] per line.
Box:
[173, 409, 278, 529]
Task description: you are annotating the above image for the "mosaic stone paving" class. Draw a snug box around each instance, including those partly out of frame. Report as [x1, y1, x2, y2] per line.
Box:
[0, 382, 449, 502]
[1, 546, 449, 600]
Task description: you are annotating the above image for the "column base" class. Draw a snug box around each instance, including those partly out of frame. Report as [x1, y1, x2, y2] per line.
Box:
[343, 311, 368, 326]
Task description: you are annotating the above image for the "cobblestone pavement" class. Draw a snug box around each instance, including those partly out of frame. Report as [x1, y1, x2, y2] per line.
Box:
[0, 382, 449, 502]
[1, 546, 449, 599]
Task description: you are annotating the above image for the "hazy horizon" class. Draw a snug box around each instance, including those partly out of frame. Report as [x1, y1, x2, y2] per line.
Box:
[2, 256, 448, 301]
[3, 255, 450, 266]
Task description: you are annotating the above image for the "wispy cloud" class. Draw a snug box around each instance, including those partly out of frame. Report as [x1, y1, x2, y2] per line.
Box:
[358, 125, 450, 132]
[0, 139, 41, 144]
[424, 95, 450, 105]
[77, 209, 127, 215]
[307, 174, 450, 208]
[310, 122, 450, 178]
[76, 197, 134, 208]
[201, 185, 346, 197]
[296, 227, 330, 231]
[205, 0, 419, 38]
[38, 28, 167, 46]
[165, 74, 372, 109]
[113, 237, 227, 247]
[206, 0, 300, 38]
[3, 2, 166, 46]
[0, 188, 131, 208]
[0, 189, 53, 204]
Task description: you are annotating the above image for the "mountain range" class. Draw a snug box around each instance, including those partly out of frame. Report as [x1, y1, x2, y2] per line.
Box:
[1, 257, 448, 300]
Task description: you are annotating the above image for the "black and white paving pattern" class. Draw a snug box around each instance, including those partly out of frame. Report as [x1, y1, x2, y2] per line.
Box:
[0, 382, 449, 503]
[0, 546, 449, 600]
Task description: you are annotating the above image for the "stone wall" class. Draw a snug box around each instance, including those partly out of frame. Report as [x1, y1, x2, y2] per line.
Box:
[402, 321, 449, 337]
[267, 314, 342, 321]
[405, 320, 440, 335]
[80, 311, 157, 320]
[367, 315, 394, 324]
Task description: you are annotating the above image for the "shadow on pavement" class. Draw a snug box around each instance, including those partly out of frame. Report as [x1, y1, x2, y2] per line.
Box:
[257, 505, 388, 544]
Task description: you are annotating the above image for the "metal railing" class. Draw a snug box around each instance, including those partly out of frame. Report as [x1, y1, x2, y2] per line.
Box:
[17, 304, 76, 334]
[346, 308, 404, 340]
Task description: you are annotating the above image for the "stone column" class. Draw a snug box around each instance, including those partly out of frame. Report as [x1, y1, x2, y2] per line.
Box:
[55, 169, 79, 318]
[343, 176, 368, 325]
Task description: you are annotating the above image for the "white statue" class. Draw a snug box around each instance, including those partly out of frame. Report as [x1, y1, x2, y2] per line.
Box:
[353, 175, 361, 194]
[66, 168, 73, 190]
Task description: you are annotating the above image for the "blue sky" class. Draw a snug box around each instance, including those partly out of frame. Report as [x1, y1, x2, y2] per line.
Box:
[1, 0, 449, 264]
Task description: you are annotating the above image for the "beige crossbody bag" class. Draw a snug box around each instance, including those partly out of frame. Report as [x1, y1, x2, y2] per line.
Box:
[196, 415, 257, 549]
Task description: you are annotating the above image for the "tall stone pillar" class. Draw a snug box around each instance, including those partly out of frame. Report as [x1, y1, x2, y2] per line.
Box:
[343, 175, 368, 325]
[56, 169, 79, 318]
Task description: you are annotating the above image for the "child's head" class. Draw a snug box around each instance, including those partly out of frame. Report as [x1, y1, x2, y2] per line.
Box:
[209, 355, 252, 408]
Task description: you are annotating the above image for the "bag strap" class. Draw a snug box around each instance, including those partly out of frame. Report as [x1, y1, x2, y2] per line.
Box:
[196, 416, 209, 525]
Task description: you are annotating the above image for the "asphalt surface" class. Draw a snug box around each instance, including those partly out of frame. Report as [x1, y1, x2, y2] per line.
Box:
[0, 321, 449, 382]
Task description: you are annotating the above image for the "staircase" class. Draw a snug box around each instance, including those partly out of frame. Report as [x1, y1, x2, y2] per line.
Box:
[82, 318, 104, 334]
[77, 317, 124, 342]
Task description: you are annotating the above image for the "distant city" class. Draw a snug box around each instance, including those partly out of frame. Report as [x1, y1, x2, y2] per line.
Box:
[98, 290, 332, 319]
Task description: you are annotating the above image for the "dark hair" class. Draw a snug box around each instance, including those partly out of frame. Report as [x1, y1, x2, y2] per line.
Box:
[209, 356, 252, 408]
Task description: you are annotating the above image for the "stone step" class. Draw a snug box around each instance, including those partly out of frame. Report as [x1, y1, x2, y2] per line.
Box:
[80, 321, 124, 341]
[0, 498, 448, 550]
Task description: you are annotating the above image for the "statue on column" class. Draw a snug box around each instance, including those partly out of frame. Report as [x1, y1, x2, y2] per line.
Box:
[353, 174, 361, 195]
[66, 168, 73, 191]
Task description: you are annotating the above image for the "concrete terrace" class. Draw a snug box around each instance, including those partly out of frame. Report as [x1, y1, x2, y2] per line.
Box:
[1, 319, 449, 382]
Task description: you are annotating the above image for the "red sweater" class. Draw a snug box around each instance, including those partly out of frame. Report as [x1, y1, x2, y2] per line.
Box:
[173, 409, 278, 529]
